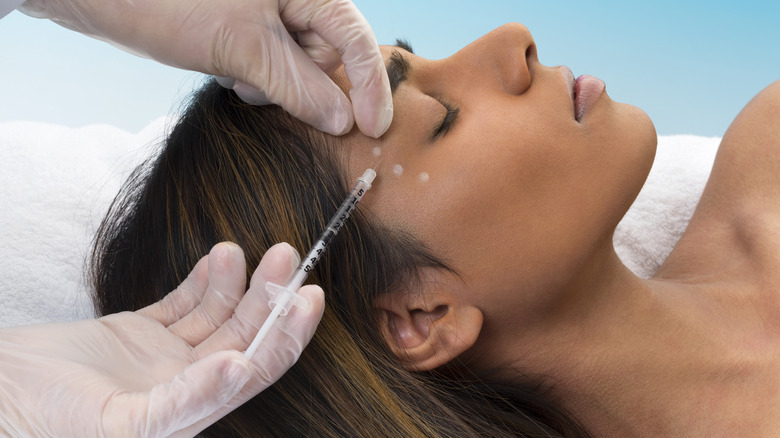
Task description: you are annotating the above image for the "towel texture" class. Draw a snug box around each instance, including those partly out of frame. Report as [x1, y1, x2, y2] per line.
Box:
[614, 135, 719, 277]
[0, 118, 170, 327]
[0, 122, 719, 328]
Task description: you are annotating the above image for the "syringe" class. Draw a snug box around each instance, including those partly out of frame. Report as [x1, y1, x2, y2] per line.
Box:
[244, 168, 377, 359]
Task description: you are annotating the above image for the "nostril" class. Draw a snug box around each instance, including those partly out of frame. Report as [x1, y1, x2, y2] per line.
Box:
[500, 44, 534, 96]
[525, 43, 536, 62]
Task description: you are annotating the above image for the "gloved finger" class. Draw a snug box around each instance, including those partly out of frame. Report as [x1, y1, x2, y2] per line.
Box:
[215, 75, 274, 105]
[302, 0, 393, 138]
[248, 283, 324, 385]
[101, 350, 251, 438]
[216, 75, 273, 105]
[297, 30, 343, 75]
[170, 285, 324, 438]
[192, 242, 300, 358]
[137, 255, 210, 326]
[168, 242, 247, 346]
[237, 21, 355, 136]
[233, 80, 272, 106]
[214, 76, 235, 89]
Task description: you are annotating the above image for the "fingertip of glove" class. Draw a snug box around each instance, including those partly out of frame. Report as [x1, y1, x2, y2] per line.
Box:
[221, 350, 252, 387]
[269, 242, 301, 272]
[325, 105, 354, 136]
[210, 242, 231, 264]
[214, 75, 236, 89]
[284, 242, 301, 268]
[350, 90, 393, 138]
[297, 285, 326, 319]
[372, 102, 394, 138]
[209, 242, 245, 272]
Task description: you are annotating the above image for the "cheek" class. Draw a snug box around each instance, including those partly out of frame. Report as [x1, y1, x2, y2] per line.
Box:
[586, 101, 657, 204]
[466, 107, 582, 206]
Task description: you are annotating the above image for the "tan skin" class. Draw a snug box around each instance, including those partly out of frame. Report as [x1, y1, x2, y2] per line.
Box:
[330, 23, 780, 436]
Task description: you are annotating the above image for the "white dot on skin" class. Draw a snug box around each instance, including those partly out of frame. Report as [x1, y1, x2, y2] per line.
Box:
[392, 164, 404, 176]
[418, 172, 429, 183]
[372, 146, 382, 157]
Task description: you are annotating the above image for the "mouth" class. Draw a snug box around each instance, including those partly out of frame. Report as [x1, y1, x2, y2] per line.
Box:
[560, 66, 576, 118]
[560, 66, 606, 122]
[574, 75, 605, 122]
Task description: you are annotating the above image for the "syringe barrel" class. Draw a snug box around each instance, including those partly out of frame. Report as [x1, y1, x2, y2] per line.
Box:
[286, 168, 376, 289]
[247, 169, 376, 359]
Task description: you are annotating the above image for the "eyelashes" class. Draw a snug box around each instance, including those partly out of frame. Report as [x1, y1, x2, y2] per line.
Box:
[433, 100, 460, 140]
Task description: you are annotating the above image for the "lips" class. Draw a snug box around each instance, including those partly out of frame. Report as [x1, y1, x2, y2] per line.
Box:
[573, 75, 605, 122]
[559, 67, 607, 122]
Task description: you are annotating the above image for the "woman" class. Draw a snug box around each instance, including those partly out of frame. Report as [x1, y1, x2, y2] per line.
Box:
[92, 23, 780, 436]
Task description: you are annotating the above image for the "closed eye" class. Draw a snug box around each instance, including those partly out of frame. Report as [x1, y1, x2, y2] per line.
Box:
[433, 100, 460, 140]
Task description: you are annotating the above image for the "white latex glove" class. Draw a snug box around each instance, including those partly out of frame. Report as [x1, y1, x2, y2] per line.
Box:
[18, 0, 393, 138]
[0, 242, 324, 437]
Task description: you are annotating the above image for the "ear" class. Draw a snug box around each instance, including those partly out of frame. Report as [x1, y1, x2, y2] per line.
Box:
[375, 278, 483, 371]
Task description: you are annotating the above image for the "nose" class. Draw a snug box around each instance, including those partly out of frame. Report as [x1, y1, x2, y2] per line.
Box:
[444, 23, 536, 96]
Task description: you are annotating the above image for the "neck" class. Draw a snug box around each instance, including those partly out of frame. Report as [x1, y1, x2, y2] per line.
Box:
[481, 241, 777, 436]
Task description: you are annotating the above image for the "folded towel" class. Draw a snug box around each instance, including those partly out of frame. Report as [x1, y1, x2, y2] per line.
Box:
[0, 122, 720, 328]
[0, 118, 171, 327]
[614, 135, 720, 278]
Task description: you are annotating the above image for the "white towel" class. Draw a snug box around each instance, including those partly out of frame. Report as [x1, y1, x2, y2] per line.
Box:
[0, 118, 171, 328]
[614, 135, 720, 278]
[0, 123, 720, 328]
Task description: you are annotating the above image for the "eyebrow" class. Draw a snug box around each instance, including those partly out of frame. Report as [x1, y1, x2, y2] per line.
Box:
[387, 39, 414, 94]
[395, 38, 414, 54]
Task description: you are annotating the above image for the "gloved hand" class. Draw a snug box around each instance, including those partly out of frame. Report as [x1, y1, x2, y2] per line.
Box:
[18, 0, 393, 138]
[0, 242, 324, 437]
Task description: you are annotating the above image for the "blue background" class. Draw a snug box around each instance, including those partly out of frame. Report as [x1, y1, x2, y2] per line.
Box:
[1, 0, 778, 136]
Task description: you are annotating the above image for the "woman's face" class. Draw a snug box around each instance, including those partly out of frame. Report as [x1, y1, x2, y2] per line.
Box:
[335, 23, 656, 322]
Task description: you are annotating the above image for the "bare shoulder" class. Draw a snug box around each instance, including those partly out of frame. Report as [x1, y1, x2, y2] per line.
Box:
[656, 80, 780, 281]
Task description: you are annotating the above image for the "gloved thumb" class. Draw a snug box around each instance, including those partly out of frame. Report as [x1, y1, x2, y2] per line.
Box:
[102, 350, 251, 437]
[221, 19, 354, 136]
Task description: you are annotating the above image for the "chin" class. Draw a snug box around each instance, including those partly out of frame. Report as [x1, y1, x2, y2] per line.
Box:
[603, 102, 658, 227]
[627, 103, 657, 183]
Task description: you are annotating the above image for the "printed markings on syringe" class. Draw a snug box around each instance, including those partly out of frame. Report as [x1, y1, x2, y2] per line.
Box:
[300, 190, 364, 274]
[246, 168, 374, 360]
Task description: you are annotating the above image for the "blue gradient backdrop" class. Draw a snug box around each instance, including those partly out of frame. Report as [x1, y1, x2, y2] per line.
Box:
[1, 1, 777, 136]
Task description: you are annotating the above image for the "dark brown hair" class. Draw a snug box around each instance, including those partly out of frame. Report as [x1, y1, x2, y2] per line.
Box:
[90, 78, 591, 437]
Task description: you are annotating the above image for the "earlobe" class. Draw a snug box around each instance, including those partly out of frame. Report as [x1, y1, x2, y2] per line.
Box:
[376, 290, 483, 371]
